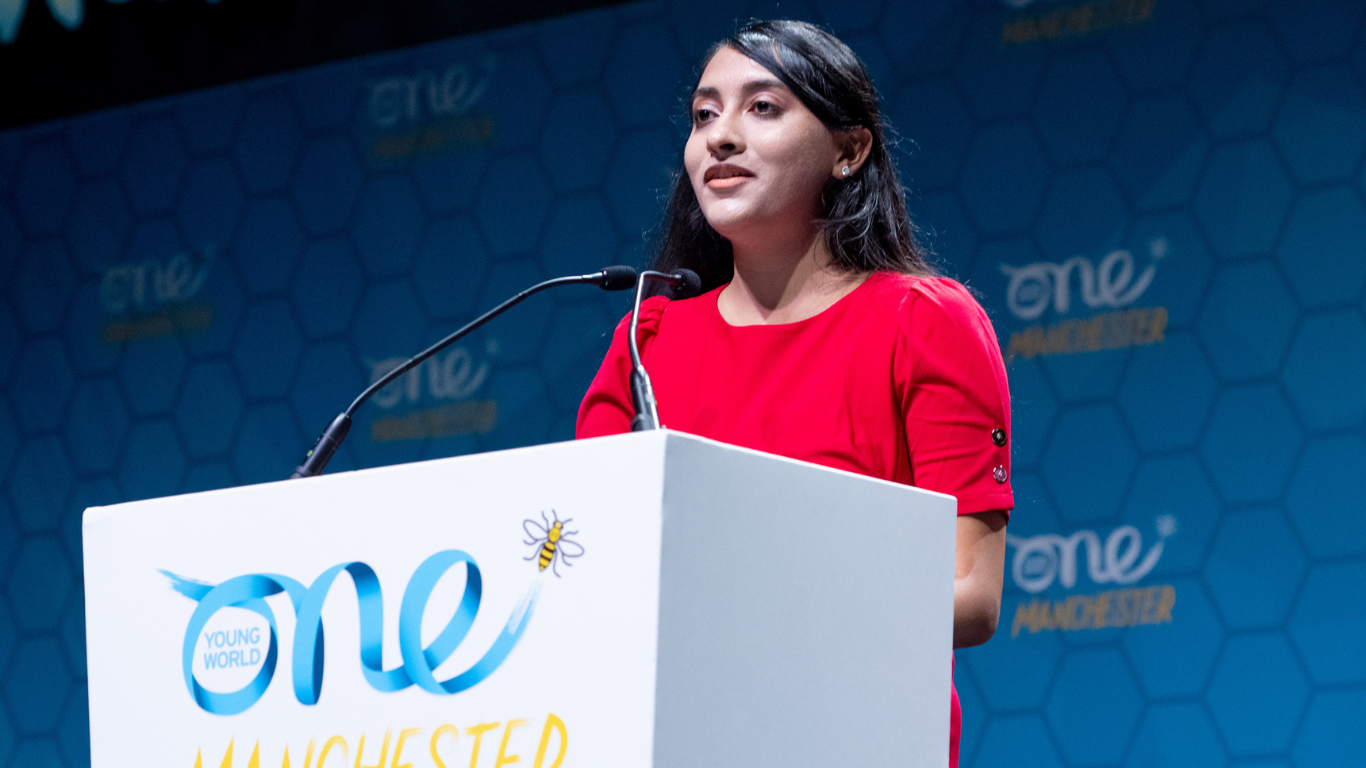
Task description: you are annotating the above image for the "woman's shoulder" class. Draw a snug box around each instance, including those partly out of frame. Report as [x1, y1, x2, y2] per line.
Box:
[648, 285, 721, 325]
[862, 271, 991, 325]
[617, 286, 720, 338]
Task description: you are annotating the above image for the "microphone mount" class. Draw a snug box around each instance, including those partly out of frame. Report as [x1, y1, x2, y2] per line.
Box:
[290, 266, 639, 479]
[628, 269, 701, 432]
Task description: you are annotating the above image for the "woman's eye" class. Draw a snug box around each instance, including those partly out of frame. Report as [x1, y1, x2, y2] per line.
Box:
[753, 100, 777, 114]
[693, 108, 714, 123]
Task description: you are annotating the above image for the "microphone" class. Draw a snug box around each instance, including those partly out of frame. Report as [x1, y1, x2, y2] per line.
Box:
[628, 269, 701, 432]
[290, 266, 639, 479]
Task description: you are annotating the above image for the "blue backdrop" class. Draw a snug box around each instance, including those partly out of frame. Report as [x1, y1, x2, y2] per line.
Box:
[2, 0, 1365, 765]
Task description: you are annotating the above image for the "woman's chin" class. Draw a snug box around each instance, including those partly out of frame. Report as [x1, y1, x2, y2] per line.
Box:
[706, 219, 765, 247]
[700, 196, 780, 229]
[704, 209, 810, 248]
[698, 206, 753, 237]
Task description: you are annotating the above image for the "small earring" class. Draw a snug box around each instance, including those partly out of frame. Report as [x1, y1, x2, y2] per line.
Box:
[841, 166, 851, 177]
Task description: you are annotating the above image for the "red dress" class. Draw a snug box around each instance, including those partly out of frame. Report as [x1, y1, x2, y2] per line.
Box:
[577, 270, 1014, 766]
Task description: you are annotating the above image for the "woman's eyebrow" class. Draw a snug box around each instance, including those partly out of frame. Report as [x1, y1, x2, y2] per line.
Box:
[691, 78, 789, 102]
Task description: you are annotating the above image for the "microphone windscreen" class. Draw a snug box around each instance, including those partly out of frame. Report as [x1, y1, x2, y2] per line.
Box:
[674, 269, 702, 297]
[597, 266, 639, 291]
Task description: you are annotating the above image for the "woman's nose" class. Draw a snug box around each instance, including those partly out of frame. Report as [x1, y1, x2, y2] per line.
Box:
[706, 111, 744, 158]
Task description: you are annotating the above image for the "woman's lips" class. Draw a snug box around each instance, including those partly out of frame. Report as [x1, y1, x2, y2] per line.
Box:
[707, 175, 749, 189]
[704, 164, 754, 189]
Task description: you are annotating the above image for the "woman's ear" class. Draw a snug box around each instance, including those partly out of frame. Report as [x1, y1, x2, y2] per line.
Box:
[832, 126, 874, 179]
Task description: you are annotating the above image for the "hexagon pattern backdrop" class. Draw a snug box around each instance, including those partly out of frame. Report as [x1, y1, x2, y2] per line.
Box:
[2, 0, 1366, 765]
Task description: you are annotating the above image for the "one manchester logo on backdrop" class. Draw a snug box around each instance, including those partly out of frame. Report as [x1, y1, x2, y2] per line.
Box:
[1000, 0, 1155, 45]
[1006, 516, 1177, 637]
[367, 346, 497, 441]
[1000, 239, 1168, 362]
[99, 245, 215, 343]
[367, 59, 495, 164]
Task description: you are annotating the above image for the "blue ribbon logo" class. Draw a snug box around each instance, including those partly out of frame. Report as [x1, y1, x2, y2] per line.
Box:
[163, 550, 538, 715]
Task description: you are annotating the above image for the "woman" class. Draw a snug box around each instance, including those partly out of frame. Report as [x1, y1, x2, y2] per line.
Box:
[578, 20, 1010, 766]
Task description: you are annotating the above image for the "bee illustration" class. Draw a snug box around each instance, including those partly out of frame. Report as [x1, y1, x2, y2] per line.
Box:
[523, 510, 584, 577]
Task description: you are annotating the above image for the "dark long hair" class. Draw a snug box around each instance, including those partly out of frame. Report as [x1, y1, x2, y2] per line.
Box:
[648, 19, 934, 297]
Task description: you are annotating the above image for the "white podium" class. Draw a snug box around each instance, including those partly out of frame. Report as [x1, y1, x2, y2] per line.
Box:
[83, 431, 957, 768]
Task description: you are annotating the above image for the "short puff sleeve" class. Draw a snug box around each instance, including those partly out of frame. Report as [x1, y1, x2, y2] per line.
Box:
[896, 278, 1013, 517]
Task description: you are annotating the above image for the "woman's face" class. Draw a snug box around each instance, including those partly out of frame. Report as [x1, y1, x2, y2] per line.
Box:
[684, 47, 843, 243]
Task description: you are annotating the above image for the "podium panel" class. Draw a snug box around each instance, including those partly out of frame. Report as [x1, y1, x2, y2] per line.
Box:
[83, 431, 956, 767]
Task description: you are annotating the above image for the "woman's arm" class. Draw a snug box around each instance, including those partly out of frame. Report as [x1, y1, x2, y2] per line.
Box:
[953, 509, 1008, 649]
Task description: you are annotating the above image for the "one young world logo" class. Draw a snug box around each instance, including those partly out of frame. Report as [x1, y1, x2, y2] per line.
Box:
[163, 550, 540, 715]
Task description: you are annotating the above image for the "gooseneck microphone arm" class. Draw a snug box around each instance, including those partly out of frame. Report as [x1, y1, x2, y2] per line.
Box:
[290, 266, 639, 479]
[628, 269, 701, 432]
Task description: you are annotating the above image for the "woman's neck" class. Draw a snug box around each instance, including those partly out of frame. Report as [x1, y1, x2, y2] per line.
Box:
[717, 230, 868, 326]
